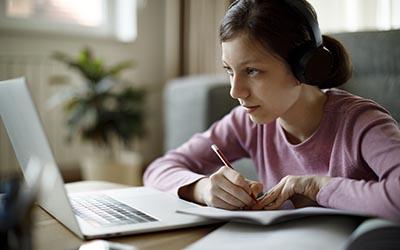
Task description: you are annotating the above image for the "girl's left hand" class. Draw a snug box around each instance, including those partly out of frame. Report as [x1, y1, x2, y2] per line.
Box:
[252, 175, 331, 210]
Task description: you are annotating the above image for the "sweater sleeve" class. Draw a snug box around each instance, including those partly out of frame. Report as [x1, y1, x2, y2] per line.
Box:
[143, 107, 252, 196]
[317, 105, 400, 222]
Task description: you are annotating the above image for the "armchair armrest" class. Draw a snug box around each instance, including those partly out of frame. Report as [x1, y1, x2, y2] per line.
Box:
[164, 74, 235, 151]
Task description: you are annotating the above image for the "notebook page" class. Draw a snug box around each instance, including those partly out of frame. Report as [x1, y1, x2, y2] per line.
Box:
[185, 216, 359, 250]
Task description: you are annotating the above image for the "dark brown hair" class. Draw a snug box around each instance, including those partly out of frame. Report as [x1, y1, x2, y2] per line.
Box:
[219, 0, 352, 88]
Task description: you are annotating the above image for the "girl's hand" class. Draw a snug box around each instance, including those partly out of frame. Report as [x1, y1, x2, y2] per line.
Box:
[290, 194, 319, 208]
[252, 175, 331, 210]
[197, 166, 263, 210]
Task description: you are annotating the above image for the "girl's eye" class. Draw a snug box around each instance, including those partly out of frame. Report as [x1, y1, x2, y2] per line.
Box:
[246, 68, 260, 76]
[223, 66, 234, 76]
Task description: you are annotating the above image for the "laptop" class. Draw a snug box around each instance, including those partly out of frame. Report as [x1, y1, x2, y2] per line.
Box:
[0, 78, 214, 239]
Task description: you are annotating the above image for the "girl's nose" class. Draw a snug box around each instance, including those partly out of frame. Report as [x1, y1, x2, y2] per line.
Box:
[230, 75, 249, 100]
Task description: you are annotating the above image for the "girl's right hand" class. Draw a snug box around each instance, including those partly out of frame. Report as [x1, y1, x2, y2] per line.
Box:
[196, 166, 263, 210]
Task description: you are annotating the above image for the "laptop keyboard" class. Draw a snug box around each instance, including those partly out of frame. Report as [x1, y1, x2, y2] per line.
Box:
[70, 194, 158, 227]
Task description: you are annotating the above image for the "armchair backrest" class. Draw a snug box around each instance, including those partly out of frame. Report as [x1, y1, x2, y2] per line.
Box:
[333, 29, 400, 123]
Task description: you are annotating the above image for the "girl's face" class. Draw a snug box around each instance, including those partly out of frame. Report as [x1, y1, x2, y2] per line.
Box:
[222, 33, 302, 124]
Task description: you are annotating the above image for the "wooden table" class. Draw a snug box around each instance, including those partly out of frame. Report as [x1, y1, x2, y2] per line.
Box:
[32, 181, 222, 250]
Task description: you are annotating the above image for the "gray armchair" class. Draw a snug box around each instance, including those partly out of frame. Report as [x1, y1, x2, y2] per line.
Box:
[163, 29, 400, 180]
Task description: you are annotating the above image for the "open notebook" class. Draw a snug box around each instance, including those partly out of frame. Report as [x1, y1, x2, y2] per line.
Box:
[178, 206, 400, 250]
[177, 206, 371, 225]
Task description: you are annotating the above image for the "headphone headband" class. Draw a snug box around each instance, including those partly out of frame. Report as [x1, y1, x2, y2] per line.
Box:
[283, 0, 322, 47]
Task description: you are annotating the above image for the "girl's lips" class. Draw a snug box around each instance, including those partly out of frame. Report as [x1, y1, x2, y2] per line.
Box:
[242, 105, 260, 113]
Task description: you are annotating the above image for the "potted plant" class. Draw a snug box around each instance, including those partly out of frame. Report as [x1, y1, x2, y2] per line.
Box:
[50, 47, 146, 185]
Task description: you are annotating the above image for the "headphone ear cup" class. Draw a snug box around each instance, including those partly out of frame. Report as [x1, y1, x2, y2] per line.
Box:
[289, 43, 334, 86]
[302, 46, 334, 85]
[289, 42, 314, 83]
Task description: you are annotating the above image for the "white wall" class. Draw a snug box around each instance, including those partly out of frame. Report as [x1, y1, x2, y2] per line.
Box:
[0, 0, 167, 173]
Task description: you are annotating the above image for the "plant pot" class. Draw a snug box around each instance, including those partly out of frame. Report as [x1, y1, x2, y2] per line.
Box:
[80, 150, 143, 186]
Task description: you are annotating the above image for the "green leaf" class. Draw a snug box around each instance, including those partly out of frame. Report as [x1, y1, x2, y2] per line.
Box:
[107, 61, 135, 76]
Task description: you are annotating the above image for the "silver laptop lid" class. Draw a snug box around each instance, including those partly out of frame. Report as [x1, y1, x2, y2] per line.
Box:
[0, 77, 82, 238]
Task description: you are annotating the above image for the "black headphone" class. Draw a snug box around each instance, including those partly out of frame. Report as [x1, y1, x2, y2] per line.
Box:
[283, 0, 334, 85]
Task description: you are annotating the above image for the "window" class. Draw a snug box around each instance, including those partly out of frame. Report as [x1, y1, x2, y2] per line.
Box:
[0, 0, 138, 42]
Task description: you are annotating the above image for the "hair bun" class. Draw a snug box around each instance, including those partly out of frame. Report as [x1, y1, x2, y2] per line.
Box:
[316, 35, 352, 88]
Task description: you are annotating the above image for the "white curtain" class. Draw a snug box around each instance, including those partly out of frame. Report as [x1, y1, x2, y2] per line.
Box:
[181, 0, 230, 75]
[308, 0, 400, 33]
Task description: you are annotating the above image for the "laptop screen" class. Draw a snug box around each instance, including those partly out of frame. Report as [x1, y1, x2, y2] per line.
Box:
[0, 78, 56, 172]
[0, 77, 83, 237]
